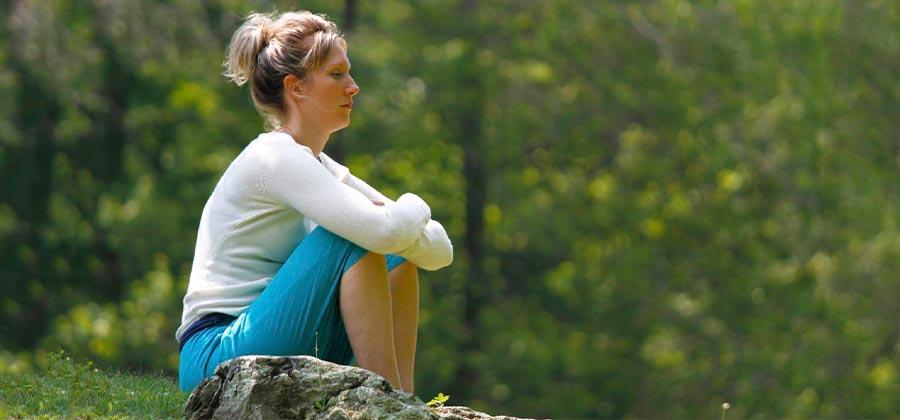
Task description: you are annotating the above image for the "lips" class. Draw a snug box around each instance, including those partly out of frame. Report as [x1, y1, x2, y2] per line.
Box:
[341, 101, 353, 109]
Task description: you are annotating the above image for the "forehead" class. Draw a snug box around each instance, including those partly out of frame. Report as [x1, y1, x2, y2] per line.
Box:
[323, 44, 350, 67]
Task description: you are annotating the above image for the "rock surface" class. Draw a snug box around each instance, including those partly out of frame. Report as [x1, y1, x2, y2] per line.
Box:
[183, 355, 528, 419]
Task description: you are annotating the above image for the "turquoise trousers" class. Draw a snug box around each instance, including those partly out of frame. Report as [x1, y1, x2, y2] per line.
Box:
[178, 227, 406, 392]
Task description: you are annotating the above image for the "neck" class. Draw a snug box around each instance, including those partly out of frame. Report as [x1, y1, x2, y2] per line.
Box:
[280, 118, 330, 157]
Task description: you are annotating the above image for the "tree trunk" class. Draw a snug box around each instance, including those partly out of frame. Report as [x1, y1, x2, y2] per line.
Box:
[449, 0, 487, 397]
[1, 1, 61, 348]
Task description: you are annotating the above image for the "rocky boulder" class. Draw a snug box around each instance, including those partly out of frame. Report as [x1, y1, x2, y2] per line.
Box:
[183, 355, 528, 419]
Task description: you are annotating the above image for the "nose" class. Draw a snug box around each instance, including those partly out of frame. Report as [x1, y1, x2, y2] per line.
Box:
[346, 75, 359, 96]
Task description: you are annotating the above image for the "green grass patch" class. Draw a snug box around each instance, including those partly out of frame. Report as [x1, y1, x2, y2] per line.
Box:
[0, 351, 187, 418]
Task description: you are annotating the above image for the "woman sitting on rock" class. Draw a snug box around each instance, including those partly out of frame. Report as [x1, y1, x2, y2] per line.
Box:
[175, 10, 453, 394]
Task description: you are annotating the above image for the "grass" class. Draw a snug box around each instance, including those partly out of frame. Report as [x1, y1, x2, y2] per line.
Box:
[0, 351, 188, 418]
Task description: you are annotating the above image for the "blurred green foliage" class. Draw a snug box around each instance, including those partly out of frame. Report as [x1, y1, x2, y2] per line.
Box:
[0, 0, 898, 418]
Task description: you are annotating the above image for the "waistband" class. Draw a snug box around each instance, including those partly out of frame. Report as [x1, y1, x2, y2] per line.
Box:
[178, 313, 237, 351]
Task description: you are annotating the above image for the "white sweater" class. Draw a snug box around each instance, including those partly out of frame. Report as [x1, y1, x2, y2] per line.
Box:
[175, 132, 453, 343]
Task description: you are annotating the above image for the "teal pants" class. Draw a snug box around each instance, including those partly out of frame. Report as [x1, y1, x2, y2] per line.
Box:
[178, 227, 406, 392]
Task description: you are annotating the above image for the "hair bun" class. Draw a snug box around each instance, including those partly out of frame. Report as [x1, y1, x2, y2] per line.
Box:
[259, 21, 274, 46]
[223, 12, 276, 86]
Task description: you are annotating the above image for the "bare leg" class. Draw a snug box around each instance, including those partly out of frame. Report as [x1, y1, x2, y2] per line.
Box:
[389, 262, 419, 393]
[340, 252, 402, 390]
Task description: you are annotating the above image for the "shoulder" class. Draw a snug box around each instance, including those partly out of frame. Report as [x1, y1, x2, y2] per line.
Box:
[221, 132, 320, 192]
[249, 131, 314, 156]
[245, 132, 318, 169]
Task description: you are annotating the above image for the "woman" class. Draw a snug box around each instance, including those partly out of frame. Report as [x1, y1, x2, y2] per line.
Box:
[176, 11, 452, 394]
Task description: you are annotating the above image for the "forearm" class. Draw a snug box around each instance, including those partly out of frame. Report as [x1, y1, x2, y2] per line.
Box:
[344, 171, 453, 270]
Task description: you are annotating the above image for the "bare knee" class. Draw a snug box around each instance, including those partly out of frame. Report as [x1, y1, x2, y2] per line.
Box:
[393, 261, 418, 276]
[345, 252, 387, 278]
[389, 262, 418, 294]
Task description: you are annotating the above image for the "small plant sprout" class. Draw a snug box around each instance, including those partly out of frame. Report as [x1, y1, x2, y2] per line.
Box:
[314, 398, 327, 411]
[427, 392, 450, 408]
[721, 402, 731, 420]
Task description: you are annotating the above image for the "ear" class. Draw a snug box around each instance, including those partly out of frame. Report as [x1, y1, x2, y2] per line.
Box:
[283, 74, 304, 97]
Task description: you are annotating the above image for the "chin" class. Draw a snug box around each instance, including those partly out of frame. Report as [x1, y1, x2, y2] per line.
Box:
[331, 120, 351, 133]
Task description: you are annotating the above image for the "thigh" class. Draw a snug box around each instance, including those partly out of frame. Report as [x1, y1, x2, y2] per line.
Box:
[178, 325, 228, 392]
[210, 227, 368, 367]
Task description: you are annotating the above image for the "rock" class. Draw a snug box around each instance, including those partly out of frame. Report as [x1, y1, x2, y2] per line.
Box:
[183, 355, 529, 420]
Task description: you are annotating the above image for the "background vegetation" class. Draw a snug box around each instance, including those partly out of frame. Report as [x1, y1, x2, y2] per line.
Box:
[0, 351, 184, 418]
[1, 0, 898, 418]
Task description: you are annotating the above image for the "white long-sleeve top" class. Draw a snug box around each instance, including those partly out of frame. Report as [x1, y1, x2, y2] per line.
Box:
[175, 131, 452, 343]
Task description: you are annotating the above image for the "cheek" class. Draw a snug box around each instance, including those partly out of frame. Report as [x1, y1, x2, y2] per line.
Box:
[329, 83, 345, 101]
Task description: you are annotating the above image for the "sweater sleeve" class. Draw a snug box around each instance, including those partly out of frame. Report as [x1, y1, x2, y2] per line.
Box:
[344, 173, 394, 204]
[344, 172, 453, 271]
[261, 142, 430, 255]
[396, 219, 453, 271]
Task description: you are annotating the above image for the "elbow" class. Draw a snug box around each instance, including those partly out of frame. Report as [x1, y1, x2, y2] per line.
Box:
[419, 245, 453, 271]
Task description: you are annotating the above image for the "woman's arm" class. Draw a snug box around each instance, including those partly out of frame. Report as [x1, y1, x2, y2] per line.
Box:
[344, 173, 453, 271]
[396, 219, 453, 271]
[344, 173, 394, 205]
[261, 142, 430, 255]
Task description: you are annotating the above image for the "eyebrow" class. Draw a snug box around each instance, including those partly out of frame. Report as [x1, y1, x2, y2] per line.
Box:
[327, 61, 351, 70]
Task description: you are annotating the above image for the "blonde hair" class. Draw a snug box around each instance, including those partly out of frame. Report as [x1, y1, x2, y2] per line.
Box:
[224, 11, 345, 129]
